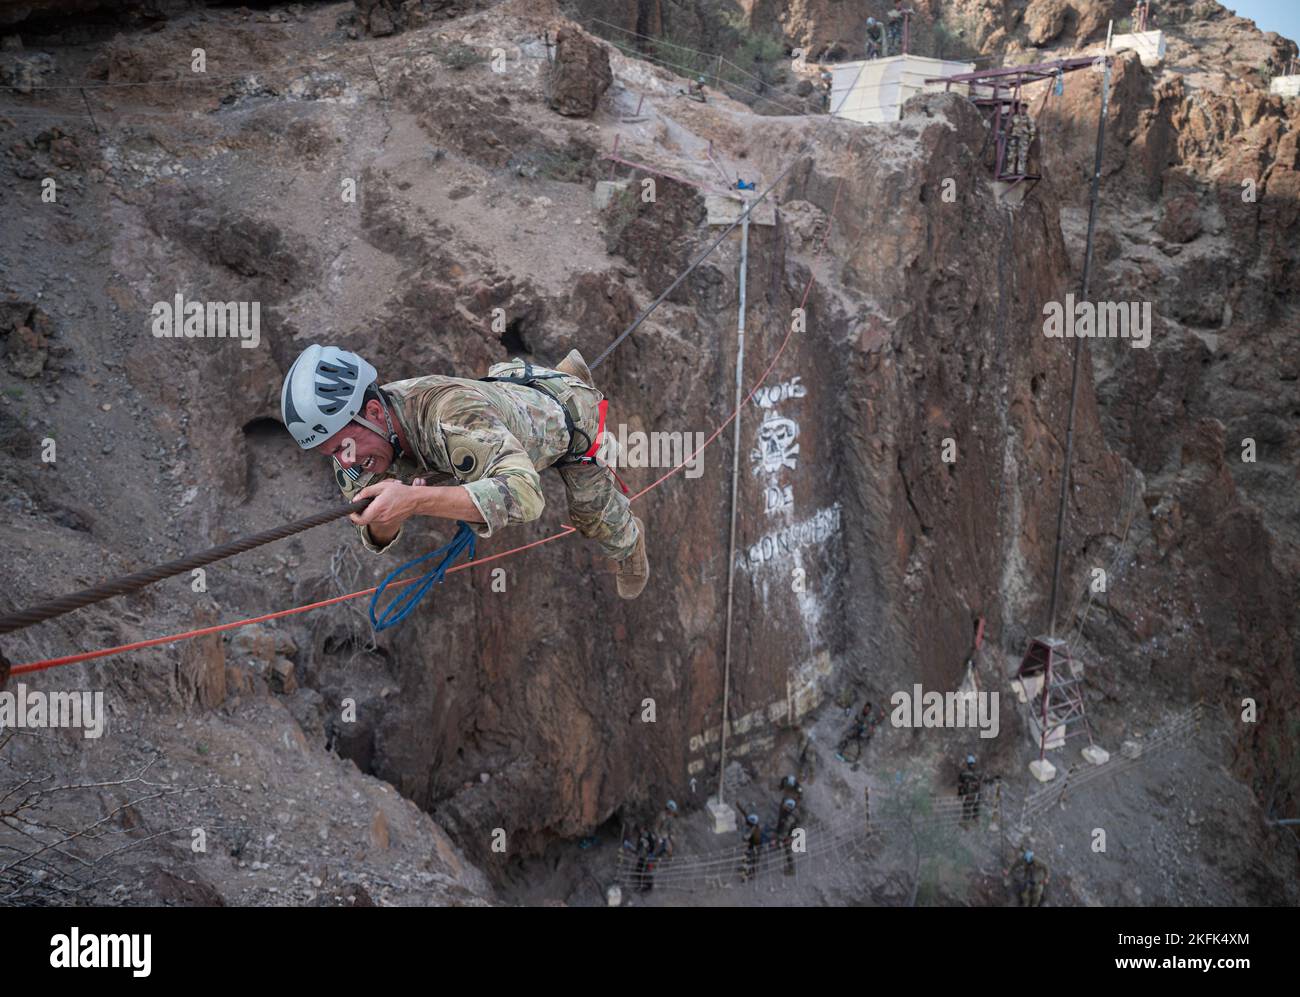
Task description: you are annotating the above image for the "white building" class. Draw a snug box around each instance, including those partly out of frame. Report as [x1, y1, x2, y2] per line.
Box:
[829, 54, 975, 124]
[1270, 75, 1300, 98]
[1110, 29, 1167, 66]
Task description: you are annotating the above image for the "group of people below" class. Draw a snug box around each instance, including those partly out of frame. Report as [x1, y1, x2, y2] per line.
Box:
[621, 725, 1049, 904]
[739, 778, 805, 880]
[624, 799, 678, 892]
[837, 707, 1050, 905]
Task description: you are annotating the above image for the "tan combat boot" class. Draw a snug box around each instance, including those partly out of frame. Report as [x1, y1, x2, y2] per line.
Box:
[555, 348, 594, 388]
[616, 517, 649, 599]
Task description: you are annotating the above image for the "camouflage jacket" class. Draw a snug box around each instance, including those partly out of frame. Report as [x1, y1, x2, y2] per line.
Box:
[775, 809, 799, 838]
[1024, 857, 1049, 887]
[334, 360, 603, 553]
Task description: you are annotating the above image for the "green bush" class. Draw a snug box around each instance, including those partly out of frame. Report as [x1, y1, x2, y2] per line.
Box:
[436, 41, 480, 70]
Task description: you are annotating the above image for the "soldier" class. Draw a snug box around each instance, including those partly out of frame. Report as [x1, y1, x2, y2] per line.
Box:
[280, 345, 649, 599]
[836, 700, 882, 764]
[651, 799, 677, 860]
[958, 754, 981, 824]
[1006, 106, 1036, 176]
[638, 800, 677, 893]
[820, 70, 834, 111]
[1018, 849, 1050, 906]
[739, 813, 763, 881]
[775, 797, 799, 876]
[777, 774, 804, 802]
[621, 825, 643, 889]
[686, 75, 707, 103]
[865, 17, 886, 59]
[627, 823, 655, 892]
[886, 2, 914, 56]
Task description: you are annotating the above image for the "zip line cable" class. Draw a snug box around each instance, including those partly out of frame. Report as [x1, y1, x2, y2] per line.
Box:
[2, 55, 870, 675]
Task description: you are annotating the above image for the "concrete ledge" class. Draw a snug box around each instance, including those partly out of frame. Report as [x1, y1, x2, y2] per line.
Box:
[707, 797, 737, 834]
[1270, 75, 1300, 98]
[705, 194, 776, 226]
[593, 179, 630, 210]
[1029, 758, 1057, 782]
[1121, 739, 1143, 760]
[1082, 744, 1110, 766]
[1112, 30, 1166, 66]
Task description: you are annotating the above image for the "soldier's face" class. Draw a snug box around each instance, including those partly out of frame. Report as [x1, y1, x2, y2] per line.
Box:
[318, 414, 392, 476]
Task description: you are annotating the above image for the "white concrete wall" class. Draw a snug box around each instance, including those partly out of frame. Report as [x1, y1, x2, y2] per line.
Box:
[830, 54, 975, 124]
[1270, 75, 1300, 98]
[1112, 30, 1166, 66]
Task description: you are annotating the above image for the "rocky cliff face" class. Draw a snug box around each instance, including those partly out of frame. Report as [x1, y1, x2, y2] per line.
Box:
[690, 0, 1300, 883]
[1, 0, 1297, 903]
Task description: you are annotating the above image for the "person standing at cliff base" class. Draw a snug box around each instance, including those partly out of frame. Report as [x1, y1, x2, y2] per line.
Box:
[958, 754, 982, 824]
[280, 344, 649, 599]
[1015, 850, 1050, 906]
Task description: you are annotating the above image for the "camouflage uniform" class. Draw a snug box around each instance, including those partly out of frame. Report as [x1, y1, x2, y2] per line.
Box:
[777, 775, 804, 800]
[958, 765, 982, 823]
[837, 702, 882, 763]
[865, 21, 886, 59]
[739, 821, 763, 881]
[1007, 110, 1036, 176]
[633, 825, 655, 892]
[333, 358, 638, 561]
[886, 9, 905, 55]
[1019, 856, 1049, 907]
[775, 806, 799, 875]
[650, 807, 676, 861]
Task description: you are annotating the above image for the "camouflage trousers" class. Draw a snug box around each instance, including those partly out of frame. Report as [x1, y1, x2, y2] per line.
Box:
[558, 460, 638, 561]
[1020, 882, 1045, 907]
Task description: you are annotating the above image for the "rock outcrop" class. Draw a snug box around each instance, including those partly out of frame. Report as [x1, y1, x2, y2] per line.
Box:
[548, 26, 612, 116]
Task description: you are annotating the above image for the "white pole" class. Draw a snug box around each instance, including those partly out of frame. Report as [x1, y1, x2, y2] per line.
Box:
[717, 209, 750, 807]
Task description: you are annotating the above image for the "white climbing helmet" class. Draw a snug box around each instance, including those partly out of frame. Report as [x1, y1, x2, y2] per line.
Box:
[281, 344, 381, 449]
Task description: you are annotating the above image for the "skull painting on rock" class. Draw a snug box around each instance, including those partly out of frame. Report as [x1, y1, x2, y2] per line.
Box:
[752, 411, 800, 475]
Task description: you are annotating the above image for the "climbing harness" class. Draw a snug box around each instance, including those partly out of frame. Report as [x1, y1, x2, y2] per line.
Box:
[480, 362, 595, 462]
[479, 362, 627, 493]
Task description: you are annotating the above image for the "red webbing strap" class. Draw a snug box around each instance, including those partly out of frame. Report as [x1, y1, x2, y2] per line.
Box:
[584, 399, 608, 457]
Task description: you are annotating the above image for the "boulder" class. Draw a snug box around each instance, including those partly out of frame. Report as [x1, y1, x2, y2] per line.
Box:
[1024, 0, 1069, 46]
[548, 27, 611, 118]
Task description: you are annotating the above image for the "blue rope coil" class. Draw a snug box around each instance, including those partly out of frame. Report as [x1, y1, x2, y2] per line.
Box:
[369, 521, 476, 632]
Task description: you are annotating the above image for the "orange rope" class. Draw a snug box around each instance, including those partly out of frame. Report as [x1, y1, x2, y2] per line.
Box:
[11, 302, 804, 676]
[11, 529, 576, 676]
